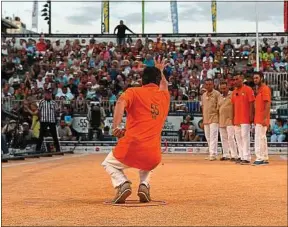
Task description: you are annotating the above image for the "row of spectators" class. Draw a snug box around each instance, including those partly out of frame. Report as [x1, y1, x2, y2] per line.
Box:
[1, 34, 288, 148]
[2, 36, 287, 104]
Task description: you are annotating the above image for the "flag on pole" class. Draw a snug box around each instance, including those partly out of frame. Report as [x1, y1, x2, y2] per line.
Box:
[211, 0, 217, 33]
[32, 0, 38, 31]
[284, 0, 288, 32]
[102, 1, 109, 34]
[142, 0, 145, 33]
[170, 1, 179, 33]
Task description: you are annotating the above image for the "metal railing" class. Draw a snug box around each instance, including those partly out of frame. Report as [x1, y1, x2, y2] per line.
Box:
[264, 72, 288, 100]
[1, 98, 202, 115]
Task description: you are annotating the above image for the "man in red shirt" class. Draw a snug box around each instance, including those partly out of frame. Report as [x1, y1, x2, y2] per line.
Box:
[253, 72, 271, 166]
[231, 72, 255, 165]
[102, 60, 170, 204]
[36, 38, 47, 56]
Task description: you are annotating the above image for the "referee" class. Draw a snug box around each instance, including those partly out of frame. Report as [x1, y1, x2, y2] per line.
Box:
[35, 90, 61, 153]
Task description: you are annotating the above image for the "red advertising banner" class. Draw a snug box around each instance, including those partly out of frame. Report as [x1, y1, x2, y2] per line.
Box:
[285, 0, 288, 32]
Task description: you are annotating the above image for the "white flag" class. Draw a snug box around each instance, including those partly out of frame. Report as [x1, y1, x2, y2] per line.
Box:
[32, 0, 38, 30]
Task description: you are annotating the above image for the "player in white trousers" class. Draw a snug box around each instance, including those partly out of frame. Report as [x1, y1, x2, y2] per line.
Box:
[218, 81, 238, 161]
[201, 78, 221, 161]
[231, 72, 255, 165]
[102, 60, 170, 204]
[102, 152, 152, 189]
[252, 72, 271, 166]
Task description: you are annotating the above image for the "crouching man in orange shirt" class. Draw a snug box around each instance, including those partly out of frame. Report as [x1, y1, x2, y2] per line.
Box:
[253, 72, 271, 166]
[102, 60, 170, 204]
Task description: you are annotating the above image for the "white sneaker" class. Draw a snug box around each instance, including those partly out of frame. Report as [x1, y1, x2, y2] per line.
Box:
[2, 153, 14, 159]
[209, 156, 217, 161]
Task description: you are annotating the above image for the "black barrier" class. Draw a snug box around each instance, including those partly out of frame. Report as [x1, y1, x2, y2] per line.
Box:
[2, 32, 288, 38]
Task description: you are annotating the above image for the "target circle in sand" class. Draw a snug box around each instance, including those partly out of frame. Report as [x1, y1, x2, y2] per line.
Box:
[103, 199, 167, 207]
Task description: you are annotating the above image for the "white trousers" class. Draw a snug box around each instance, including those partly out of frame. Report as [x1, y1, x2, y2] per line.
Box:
[102, 152, 151, 188]
[254, 124, 268, 161]
[204, 123, 219, 157]
[234, 124, 251, 161]
[219, 126, 238, 158]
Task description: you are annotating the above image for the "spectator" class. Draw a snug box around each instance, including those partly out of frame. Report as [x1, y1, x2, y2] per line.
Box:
[0, 35, 287, 146]
[2, 120, 23, 148]
[179, 115, 198, 141]
[101, 126, 117, 141]
[270, 118, 288, 142]
[57, 120, 75, 141]
[114, 20, 134, 46]
[18, 122, 36, 149]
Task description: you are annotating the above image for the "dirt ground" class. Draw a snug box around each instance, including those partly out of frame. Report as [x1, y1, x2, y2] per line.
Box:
[2, 154, 287, 226]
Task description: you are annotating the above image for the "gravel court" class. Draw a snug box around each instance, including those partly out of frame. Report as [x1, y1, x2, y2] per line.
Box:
[2, 154, 287, 226]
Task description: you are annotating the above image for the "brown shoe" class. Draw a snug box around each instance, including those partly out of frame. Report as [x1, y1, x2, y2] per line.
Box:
[137, 184, 151, 203]
[112, 181, 132, 204]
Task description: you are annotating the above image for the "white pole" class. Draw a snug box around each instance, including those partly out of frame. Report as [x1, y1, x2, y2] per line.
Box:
[255, 0, 260, 71]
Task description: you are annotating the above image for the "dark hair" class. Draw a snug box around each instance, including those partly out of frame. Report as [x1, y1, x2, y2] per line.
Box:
[142, 67, 161, 86]
[233, 71, 243, 77]
[220, 80, 228, 86]
[253, 71, 263, 78]
[104, 126, 110, 131]
[205, 78, 213, 83]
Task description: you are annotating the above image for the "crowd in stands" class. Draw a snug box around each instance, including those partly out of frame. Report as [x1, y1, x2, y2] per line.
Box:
[1, 34, 288, 146]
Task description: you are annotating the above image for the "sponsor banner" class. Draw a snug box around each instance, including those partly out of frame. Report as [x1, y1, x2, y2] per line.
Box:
[48, 141, 287, 154]
[103, 116, 184, 132]
[102, 1, 109, 33]
[170, 1, 179, 33]
[50, 141, 288, 148]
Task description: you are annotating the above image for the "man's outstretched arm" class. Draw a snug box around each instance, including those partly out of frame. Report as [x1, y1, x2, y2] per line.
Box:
[114, 26, 118, 34]
[112, 97, 127, 138]
[154, 58, 168, 91]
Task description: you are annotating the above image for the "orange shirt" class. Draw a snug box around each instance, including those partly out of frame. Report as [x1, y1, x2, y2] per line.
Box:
[113, 84, 170, 171]
[254, 84, 271, 126]
[231, 85, 255, 125]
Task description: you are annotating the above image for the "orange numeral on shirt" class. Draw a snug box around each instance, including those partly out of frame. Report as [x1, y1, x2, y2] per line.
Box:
[151, 104, 159, 119]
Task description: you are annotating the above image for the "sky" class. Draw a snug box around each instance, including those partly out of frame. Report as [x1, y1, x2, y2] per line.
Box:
[1, 0, 285, 34]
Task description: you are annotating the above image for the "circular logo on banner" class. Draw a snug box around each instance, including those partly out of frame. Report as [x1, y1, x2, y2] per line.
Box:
[95, 147, 100, 152]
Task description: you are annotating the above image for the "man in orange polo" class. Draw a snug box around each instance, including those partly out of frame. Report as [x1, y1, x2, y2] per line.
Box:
[102, 60, 170, 204]
[253, 72, 271, 166]
[231, 72, 255, 165]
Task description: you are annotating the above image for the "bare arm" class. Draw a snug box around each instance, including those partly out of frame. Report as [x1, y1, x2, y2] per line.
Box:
[263, 101, 270, 125]
[232, 103, 234, 125]
[114, 26, 118, 34]
[112, 97, 127, 138]
[155, 58, 168, 91]
[249, 102, 254, 124]
[126, 27, 134, 34]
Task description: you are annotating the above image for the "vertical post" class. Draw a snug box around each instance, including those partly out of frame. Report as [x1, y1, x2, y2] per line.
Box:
[101, 1, 103, 33]
[142, 0, 145, 34]
[48, 1, 51, 34]
[255, 0, 259, 71]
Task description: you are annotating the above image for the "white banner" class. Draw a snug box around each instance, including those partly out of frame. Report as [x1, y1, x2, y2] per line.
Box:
[32, 1, 38, 30]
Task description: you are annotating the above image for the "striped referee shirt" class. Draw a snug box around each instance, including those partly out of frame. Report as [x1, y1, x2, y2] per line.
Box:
[38, 99, 58, 123]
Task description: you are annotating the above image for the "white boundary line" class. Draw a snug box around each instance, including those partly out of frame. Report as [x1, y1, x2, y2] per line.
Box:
[2, 153, 90, 168]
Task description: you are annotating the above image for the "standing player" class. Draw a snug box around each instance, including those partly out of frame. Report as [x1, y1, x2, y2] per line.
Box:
[201, 78, 221, 161]
[218, 81, 238, 161]
[102, 60, 170, 204]
[231, 72, 255, 165]
[253, 72, 271, 165]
